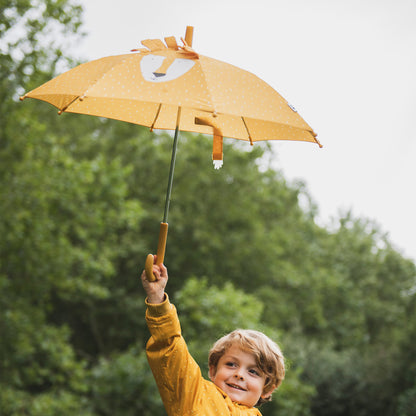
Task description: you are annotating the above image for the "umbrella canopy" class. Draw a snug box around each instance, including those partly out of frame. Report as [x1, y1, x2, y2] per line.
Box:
[21, 26, 321, 280]
[21, 28, 320, 149]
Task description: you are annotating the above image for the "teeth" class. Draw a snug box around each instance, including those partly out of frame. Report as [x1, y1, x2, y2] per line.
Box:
[228, 384, 244, 390]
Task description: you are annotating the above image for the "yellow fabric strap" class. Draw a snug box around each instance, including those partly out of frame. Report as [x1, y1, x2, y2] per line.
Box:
[212, 134, 223, 161]
[194, 116, 223, 164]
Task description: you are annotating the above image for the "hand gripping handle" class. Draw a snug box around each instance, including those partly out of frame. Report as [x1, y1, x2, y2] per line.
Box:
[145, 222, 168, 281]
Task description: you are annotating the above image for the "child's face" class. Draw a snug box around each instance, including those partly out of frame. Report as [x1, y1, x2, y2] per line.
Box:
[209, 344, 269, 407]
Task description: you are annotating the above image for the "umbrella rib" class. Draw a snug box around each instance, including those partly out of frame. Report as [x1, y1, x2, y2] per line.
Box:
[57, 95, 82, 115]
[150, 103, 162, 131]
[241, 117, 253, 145]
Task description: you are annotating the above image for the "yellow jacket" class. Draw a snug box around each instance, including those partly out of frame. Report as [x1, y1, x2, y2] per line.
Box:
[145, 295, 263, 416]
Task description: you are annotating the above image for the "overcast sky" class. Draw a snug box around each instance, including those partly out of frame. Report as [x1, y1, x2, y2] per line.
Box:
[76, 0, 416, 262]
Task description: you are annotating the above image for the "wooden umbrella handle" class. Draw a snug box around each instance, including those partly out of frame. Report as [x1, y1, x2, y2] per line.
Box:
[145, 222, 169, 281]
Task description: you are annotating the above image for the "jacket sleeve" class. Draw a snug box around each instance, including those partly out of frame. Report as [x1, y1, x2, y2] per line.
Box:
[145, 295, 204, 415]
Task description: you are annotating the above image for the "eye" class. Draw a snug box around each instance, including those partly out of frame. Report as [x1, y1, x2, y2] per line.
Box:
[225, 361, 236, 367]
[249, 368, 260, 376]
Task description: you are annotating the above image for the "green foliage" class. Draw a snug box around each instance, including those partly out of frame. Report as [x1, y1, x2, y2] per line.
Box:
[397, 384, 416, 416]
[90, 347, 162, 416]
[175, 277, 266, 372]
[1, 2, 416, 415]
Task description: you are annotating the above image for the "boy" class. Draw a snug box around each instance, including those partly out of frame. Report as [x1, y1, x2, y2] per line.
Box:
[141, 258, 285, 415]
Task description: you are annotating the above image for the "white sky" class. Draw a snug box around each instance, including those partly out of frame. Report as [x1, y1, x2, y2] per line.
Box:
[77, 0, 416, 262]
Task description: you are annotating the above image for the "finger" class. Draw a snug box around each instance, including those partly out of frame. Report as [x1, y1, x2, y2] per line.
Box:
[160, 263, 168, 277]
[149, 265, 160, 280]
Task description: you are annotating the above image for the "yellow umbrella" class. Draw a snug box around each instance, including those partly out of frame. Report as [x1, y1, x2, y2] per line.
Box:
[21, 26, 321, 280]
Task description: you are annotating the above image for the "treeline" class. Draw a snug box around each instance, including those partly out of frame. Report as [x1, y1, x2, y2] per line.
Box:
[1, 2, 415, 415]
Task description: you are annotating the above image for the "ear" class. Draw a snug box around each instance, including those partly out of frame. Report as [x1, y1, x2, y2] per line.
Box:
[208, 365, 216, 381]
[261, 384, 277, 400]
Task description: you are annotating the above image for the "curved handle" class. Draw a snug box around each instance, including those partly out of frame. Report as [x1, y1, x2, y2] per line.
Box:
[145, 253, 155, 282]
[145, 222, 169, 281]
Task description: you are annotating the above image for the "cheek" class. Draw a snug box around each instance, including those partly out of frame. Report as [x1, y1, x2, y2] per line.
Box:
[249, 377, 266, 392]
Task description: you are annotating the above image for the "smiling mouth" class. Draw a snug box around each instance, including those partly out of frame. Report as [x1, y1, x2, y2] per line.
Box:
[226, 383, 246, 391]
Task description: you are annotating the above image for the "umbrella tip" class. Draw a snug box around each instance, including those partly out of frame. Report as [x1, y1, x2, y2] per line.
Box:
[312, 132, 323, 148]
[185, 26, 194, 47]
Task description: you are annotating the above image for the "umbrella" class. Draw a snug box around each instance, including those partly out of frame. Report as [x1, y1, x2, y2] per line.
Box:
[20, 26, 321, 280]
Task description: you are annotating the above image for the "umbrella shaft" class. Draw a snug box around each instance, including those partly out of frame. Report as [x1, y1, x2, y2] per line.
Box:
[163, 124, 179, 223]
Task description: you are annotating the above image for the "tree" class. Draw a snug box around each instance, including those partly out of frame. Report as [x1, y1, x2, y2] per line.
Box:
[0, 2, 143, 414]
[2, 2, 415, 415]
[288, 214, 416, 416]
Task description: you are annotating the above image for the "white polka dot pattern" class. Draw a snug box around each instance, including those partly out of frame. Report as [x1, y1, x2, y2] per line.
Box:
[22, 36, 319, 146]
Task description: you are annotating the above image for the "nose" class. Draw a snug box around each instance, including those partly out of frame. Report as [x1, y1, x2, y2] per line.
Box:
[234, 371, 244, 381]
